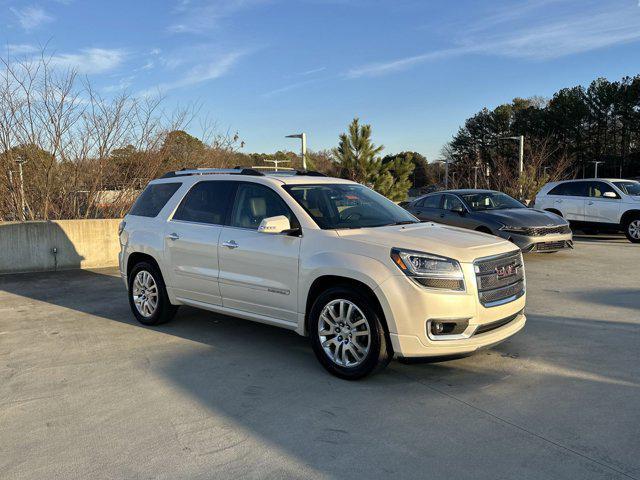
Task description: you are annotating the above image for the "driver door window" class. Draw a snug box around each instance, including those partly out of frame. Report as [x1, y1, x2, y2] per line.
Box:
[219, 182, 301, 322]
[584, 181, 620, 223]
[230, 183, 298, 230]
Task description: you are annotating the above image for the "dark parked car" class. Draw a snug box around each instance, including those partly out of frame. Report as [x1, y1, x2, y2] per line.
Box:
[404, 189, 573, 252]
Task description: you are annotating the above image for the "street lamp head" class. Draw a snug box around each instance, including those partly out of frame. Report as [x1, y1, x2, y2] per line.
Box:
[285, 134, 303, 139]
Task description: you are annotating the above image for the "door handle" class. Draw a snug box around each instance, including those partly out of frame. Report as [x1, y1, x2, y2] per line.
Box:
[222, 240, 239, 249]
[439, 213, 445, 218]
[167, 232, 180, 241]
[554, 199, 562, 203]
[587, 201, 594, 205]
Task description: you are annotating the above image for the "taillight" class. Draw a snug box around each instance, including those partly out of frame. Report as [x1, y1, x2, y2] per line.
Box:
[118, 221, 126, 236]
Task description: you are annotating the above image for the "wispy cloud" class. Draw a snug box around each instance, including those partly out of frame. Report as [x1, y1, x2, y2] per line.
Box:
[10, 6, 54, 31]
[298, 66, 326, 76]
[261, 78, 322, 98]
[48, 48, 127, 74]
[140, 51, 246, 95]
[347, 2, 640, 78]
[168, 0, 268, 33]
[4, 44, 40, 55]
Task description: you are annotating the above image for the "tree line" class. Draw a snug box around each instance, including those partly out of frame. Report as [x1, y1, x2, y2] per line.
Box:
[0, 52, 433, 220]
[445, 75, 640, 199]
[5, 49, 636, 221]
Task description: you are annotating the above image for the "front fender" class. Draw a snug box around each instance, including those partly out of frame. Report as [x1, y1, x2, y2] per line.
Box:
[298, 252, 395, 334]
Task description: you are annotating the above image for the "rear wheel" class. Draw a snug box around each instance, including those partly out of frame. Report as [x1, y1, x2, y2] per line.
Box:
[309, 287, 391, 379]
[128, 261, 178, 325]
[624, 216, 640, 243]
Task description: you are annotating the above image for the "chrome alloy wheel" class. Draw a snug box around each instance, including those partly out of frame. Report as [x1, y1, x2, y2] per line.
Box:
[629, 220, 640, 240]
[318, 299, 371, 367]
[132, 270, 159, 317]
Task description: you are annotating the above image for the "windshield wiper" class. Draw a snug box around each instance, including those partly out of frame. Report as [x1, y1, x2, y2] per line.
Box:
[388, 220, 419, 226]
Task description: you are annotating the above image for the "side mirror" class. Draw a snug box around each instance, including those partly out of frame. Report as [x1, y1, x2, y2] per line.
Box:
[603, 191, 618, 199]
[258, 215, 297, 235]
[451, 205, 465, 215]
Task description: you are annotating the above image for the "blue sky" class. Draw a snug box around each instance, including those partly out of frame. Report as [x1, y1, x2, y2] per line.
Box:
[2, 0, 640, 160]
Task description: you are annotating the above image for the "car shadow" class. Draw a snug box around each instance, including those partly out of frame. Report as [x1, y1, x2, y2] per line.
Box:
[3, 268, 640, 478]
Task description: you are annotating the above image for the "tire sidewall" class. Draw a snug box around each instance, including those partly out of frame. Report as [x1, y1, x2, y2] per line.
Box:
[308, 286, 388, 380]
[625, 216, 640, 243]
[128, 261, 169, 325]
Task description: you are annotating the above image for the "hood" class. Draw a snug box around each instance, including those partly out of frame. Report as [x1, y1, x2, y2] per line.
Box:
[473, 208, 567, 227]
[336, 222, 517, 263]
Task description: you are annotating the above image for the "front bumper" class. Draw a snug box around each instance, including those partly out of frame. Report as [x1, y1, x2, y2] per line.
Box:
[498, 231, 573, 252]
[375, 262, 526, 358]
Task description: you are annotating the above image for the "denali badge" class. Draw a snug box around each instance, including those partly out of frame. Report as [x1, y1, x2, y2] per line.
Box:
[495, 264, 518, 279]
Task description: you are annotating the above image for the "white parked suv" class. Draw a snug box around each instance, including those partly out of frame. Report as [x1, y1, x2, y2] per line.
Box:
[534, 178, 640, 243]
[119, 168, 526, 379]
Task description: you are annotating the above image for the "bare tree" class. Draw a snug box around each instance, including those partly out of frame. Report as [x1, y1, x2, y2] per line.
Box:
[0, 49, 243, 221]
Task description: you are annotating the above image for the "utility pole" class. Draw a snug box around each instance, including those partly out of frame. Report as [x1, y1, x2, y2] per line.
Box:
[15, 155, 27, 221]
[285, 133, 307, 170]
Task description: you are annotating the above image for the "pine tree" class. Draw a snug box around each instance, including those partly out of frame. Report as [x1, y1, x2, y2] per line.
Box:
[333, 118, 413, 200]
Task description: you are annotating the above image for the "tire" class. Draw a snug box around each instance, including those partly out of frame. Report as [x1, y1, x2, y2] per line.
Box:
[624, 215, 640, 243]
[128, 261, 178, 326]
[308, 286, 391, 380]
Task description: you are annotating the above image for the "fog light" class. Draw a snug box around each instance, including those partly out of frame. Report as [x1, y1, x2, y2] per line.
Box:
[428, 319, 470, 338]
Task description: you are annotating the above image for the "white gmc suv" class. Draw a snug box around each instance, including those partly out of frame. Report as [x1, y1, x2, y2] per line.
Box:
[534, 178, 640, 243]
[119, 168, 526, 379]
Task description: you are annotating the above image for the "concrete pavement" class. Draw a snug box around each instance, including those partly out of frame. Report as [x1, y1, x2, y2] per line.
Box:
[1, 235, 639, 479]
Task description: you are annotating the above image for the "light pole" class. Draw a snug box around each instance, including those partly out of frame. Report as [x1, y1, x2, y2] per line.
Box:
[285, 133, 307, 170]
[498, 135, 524, 196]
[472, 164, 481, 189]
[591, 160, 604, 178]
[15, 155, 27, 221]
[434, 159, 449, 189]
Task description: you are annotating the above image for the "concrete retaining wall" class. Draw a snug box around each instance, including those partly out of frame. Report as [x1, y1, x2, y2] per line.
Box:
[0, 219, 122, 274]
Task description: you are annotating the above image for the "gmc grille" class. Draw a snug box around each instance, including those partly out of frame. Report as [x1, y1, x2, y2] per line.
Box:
[474, 251, 525, 307]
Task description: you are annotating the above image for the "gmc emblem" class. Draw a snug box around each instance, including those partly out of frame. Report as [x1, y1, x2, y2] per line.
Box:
[495, 264, 518, 279]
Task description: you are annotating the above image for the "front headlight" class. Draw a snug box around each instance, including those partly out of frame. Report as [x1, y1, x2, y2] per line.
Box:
[390, 248, 465, 291]
[499, 225, 529, 234]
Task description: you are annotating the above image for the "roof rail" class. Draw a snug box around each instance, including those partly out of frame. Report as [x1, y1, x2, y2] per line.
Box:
[159, 167, 327, 179]
[160, 168, 265, 178]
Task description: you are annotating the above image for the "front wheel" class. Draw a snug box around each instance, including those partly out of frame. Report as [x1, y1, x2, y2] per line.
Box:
[128, 261, 178, 325]
[624, 216, 640, 243]
[308, 287, 391, 379]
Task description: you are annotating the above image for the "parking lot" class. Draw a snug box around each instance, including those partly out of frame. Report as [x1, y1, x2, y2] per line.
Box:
[1, 234, 638, 480]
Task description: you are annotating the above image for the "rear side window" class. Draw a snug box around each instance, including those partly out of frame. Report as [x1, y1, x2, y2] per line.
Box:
[129, 182, 181, 217]
[421, 195, 442, 209]
[549, 182, 588, 197]
[442, 194, 464, 211]
[173, 181, 236, 225]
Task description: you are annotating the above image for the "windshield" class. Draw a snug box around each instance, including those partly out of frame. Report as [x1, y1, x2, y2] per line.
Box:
[461, 192, 525, 211]
[613, 181, 640, 196]
[284, 184, 419, 229]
